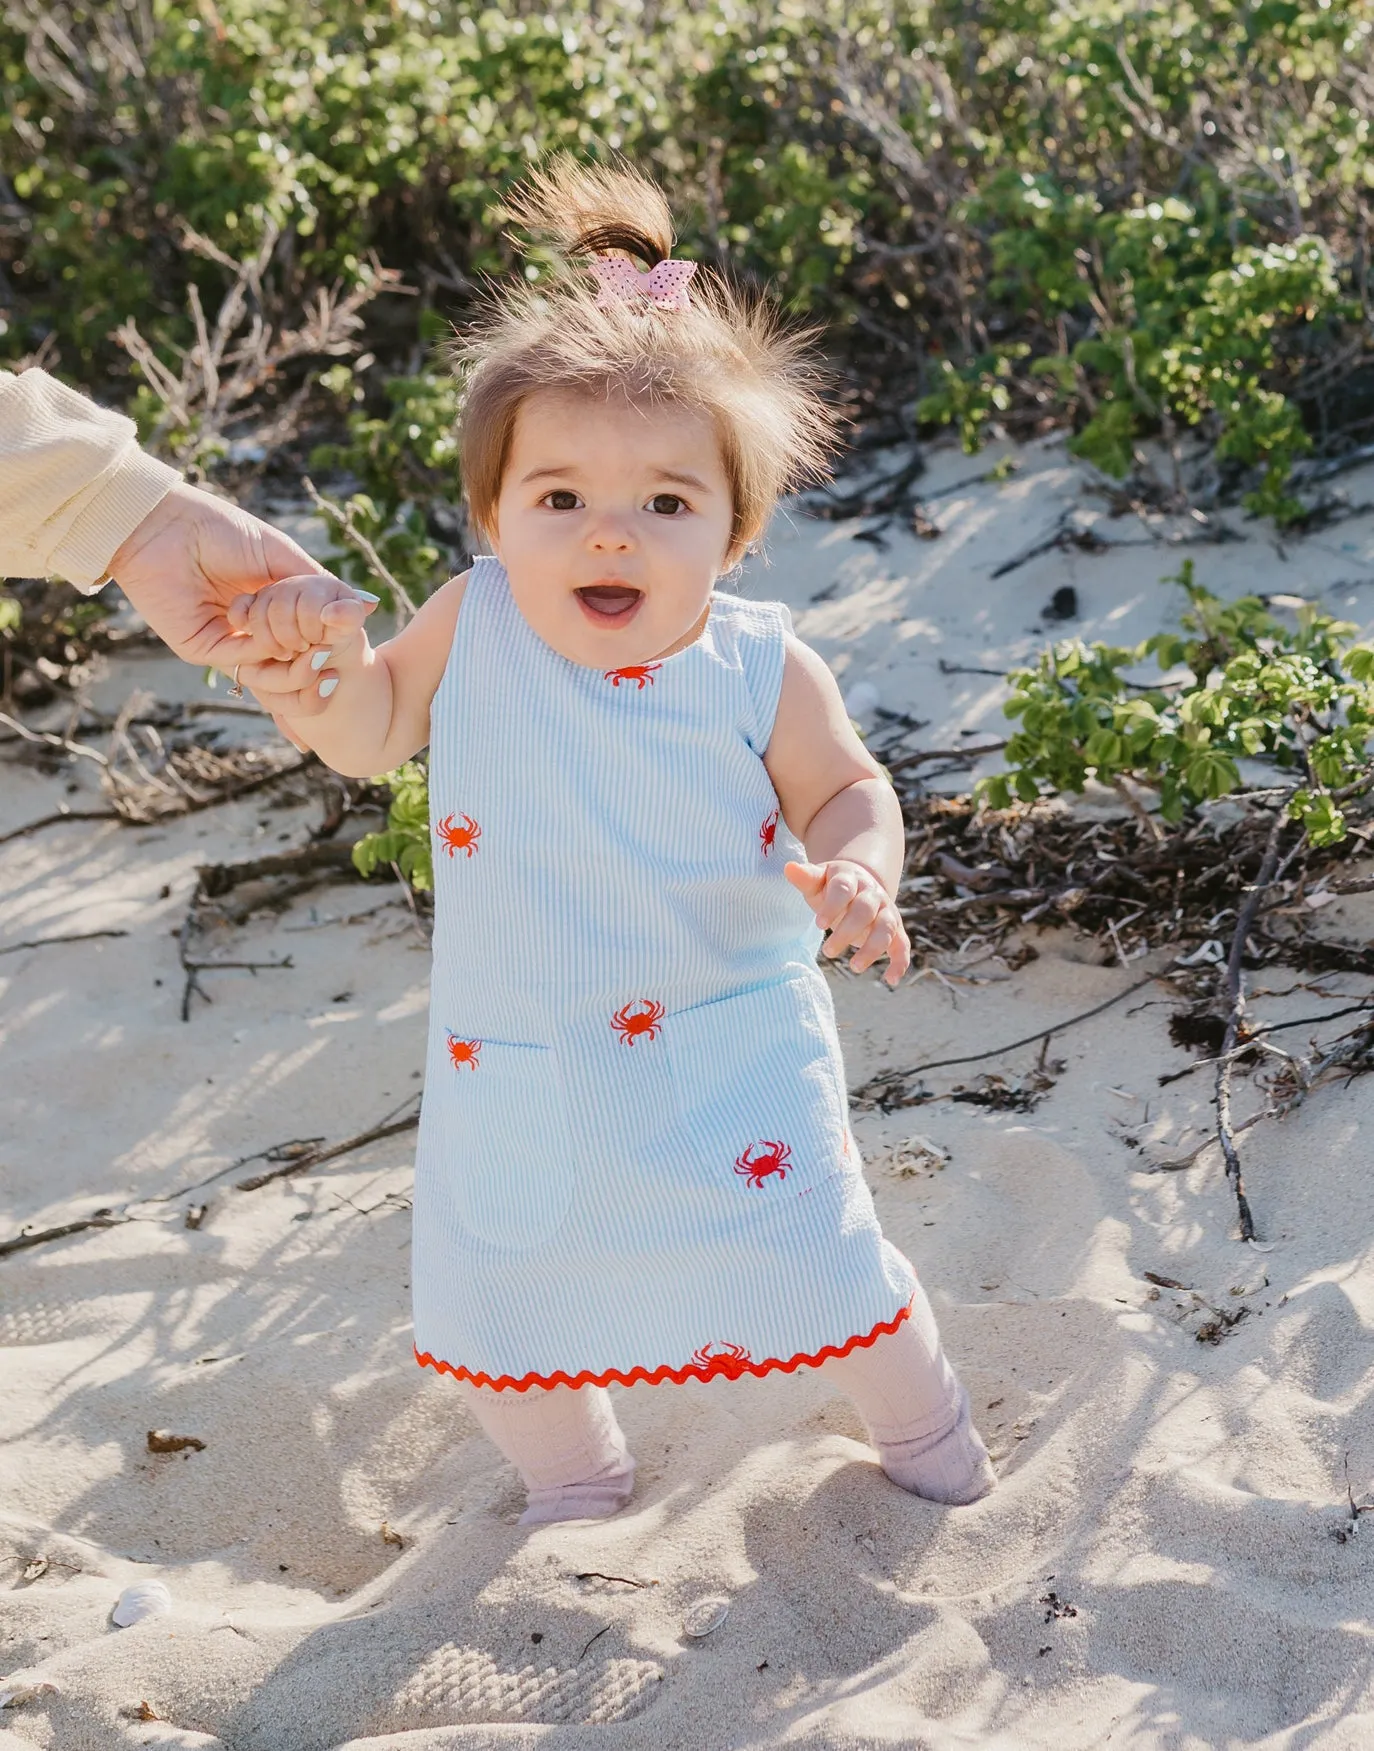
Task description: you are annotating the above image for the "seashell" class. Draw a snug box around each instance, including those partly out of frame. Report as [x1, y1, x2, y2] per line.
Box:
[112, 1579, 173, 1628]
[682, 1595, 730, 1639]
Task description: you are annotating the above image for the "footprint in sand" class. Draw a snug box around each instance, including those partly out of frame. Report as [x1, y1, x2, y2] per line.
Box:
[388, 1645, 664, 1729]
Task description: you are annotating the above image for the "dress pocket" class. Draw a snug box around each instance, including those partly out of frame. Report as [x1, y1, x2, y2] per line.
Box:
[426, 1031, 575, 1250]
[663, 975, 850, 1212]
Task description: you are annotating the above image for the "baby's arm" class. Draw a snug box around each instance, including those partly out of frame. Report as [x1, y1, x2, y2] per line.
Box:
[764, 636, 911, 986]
[234, 571, 469, 777]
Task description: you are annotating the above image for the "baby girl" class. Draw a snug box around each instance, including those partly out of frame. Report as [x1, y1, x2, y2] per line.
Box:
[227, 158, 994, 1524]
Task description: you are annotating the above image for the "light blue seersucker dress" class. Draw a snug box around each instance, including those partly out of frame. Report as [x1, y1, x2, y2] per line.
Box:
[411, 556, 917, 1391]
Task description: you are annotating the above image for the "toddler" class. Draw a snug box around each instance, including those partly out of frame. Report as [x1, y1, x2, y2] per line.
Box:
[229, 160, 994, 1524]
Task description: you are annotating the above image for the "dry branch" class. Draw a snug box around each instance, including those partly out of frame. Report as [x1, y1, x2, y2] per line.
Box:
[0, 928, 128, 956]
[1215, 812, 1287, 1242]
[235, 1102, 421, 1191]
[850, 971, 1159, 1108]
[302, 477, 420, 623]
[115, 227, 406, 468]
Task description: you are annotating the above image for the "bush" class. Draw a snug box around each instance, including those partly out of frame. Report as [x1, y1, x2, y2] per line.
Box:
[980, 562, 1374, 846]
[351, 759, 433, 891]
[5, 2, 1374, 524]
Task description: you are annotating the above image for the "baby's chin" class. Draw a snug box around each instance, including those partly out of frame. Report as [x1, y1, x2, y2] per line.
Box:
[516, 593, 712, 670]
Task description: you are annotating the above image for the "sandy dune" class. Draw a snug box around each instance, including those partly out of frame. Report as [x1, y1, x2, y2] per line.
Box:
[3, 437, 1374, 1748]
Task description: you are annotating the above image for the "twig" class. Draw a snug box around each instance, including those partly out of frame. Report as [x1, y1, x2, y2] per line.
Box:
[887, 741, 1008, 773]
[1112, 775, 1164, 843]
[989, 511, 1112, 578]
[0, 928, 129, 956]
[1159, 998, 1374, 1084]
[850, 972, 1158, 1100]
[578, 1625, 612, 1663]
[303, 477, 419, 623]
[0, 1210, 127, 1260]
[0, 1104, 418, 1260]
[235, 1100, 421, 1191]
[0, 807, 121, 846]
[1215, 811, 1287, 1242]
[0, 709, 108, 766]
[177, 870, 295, 1019]
[391, 859, 432, 945]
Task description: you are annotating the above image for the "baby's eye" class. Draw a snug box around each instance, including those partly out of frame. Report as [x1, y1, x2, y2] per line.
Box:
[542, 489, 581, 511]
[648, 493, 689, 516]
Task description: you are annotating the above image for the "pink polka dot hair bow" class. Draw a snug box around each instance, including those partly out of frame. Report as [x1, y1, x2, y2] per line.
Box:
[589, 255, 697, 312]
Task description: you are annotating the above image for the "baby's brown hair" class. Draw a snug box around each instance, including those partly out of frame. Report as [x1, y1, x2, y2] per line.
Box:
[453, 157, 837, 567]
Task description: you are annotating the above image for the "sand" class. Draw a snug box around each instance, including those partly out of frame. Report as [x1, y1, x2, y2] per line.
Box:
[3, 435, 1374, 1749]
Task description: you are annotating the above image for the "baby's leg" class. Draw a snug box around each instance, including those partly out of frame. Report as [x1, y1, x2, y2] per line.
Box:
[821, 1281, 996, 1505]
[456, 1381, 636, 1525]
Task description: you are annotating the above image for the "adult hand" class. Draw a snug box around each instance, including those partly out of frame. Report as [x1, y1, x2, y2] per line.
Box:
[106, 481, 351, 670]
[106, 482, 377, 746]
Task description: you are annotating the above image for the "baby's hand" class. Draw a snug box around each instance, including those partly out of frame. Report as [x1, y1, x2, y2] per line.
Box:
[223, 573, 379, 739]
[784, 859, 912, 987]
[225, 572, 378, 665]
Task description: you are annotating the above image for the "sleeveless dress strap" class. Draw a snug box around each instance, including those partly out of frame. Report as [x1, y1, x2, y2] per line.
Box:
[711, 592, 793, 756]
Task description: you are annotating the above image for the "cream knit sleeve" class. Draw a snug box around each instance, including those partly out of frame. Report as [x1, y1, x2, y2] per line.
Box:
[0, 368, 180, 592]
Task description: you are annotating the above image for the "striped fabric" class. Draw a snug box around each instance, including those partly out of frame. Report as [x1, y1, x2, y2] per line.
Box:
[412, 557, 916, 1391]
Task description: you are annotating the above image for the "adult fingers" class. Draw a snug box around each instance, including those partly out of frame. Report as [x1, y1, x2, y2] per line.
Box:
[245, 680, 329, 721]
[270, 710, 311, 752]
[234, 654, 321, 707]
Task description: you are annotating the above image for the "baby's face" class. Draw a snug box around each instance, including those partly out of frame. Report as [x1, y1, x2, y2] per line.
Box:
[492, 389, 736, 668]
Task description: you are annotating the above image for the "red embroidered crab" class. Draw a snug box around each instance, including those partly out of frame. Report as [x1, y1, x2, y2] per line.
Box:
[611, 999, 665, 1045]
[735, 1139, 791, 1188]
[759, 808, 779, 856]
[447, 1035, 481, 1071]
[435, 813, 481, 858]
[691, 1340, 752, 1379]
[604, 663, 662, 689]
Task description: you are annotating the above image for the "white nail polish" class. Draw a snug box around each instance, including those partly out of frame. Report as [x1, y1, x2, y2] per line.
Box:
[353, 590, 381, 604]
[310, 648, 332, 671]
[318, 677, 339, 698]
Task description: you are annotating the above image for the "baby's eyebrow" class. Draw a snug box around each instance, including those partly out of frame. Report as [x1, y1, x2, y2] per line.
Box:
[519, 464, 582, 485]
[518, 464, 713, 492]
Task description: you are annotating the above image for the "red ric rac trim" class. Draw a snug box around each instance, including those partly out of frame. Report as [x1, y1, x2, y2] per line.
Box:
[414, 1299, 912, 1393]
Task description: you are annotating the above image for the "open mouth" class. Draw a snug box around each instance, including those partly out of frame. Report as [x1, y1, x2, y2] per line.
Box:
[576, 583, 644, 627]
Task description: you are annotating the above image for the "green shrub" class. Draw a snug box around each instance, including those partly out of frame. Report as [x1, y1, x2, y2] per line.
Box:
[980, 562, 1374, 846]
[311, 362, 464, 604]
[5, 2, 1374, 524]
[351, 759, 433, 891]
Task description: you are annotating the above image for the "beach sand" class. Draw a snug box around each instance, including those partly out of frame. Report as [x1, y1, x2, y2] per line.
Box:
[3, 437, 1374, 1748]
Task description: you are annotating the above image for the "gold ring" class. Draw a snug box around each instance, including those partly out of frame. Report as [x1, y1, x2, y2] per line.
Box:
[227, 664, 244, 700]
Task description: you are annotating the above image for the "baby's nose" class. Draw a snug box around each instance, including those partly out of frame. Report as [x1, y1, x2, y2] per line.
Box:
[586, 515, 635, 551]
